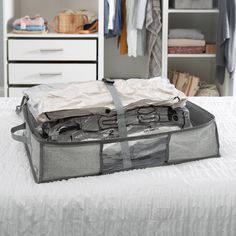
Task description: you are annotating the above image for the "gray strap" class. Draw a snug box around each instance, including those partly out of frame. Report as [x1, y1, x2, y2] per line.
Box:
[11, 123, 29, 144]
[103, 79, 132, 169]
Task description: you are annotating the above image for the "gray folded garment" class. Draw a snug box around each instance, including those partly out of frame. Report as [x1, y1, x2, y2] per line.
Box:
[41, 105, 191, 142]
[168, 29, 205, 40]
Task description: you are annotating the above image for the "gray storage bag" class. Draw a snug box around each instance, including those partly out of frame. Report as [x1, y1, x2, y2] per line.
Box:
[11, 88, 220, 184]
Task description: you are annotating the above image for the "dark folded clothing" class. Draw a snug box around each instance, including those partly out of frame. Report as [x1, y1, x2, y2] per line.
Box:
[83, 20, 98, 30]
[41, 106, 191, 142]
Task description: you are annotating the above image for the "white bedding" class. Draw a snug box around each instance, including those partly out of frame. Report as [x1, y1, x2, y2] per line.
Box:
[0, 97, 236, 236]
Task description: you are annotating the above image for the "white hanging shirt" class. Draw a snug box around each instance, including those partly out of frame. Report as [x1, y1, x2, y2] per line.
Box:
[108, 0, 117, 30]
[136, 0, 148, 56]
[134, 0, 148, 29]
[126, 0, 138, 57]
[126, 0, 147, 57]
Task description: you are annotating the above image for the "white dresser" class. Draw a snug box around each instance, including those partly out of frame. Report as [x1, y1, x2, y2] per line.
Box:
[3, 0, 104, 97]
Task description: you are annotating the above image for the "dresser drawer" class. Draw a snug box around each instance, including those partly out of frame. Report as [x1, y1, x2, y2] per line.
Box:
[8, 39, 97, 61]
[9, 63, 97, 85]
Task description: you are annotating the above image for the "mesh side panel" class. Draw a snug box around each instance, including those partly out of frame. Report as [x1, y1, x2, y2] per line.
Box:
[169, 122, 219, 162]
[42, 144, 101, 181]
[30, 135, 41, 181]
[26, 124, 41, 182]
[102, 135, 168, 174]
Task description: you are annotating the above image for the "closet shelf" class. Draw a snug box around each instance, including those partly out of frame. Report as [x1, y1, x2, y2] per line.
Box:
[168, 54, 216, 58]
[7, 32, 99, 39]
[168, 9, 219, 14]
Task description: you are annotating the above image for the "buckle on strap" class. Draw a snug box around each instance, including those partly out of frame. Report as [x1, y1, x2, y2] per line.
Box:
[102, 78, 115, 84]
[16, 95, 29, 114]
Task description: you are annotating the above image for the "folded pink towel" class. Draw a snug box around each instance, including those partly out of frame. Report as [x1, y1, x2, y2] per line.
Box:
[13, 15, 45, 29]
[168, 39, 206, 47]
[168, 46, 206, 54]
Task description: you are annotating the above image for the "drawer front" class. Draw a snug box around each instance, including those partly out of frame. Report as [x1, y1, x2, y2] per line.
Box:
[8, 87, 28, 97]
[8, 39, 97, 61]
[9, 63, 97, 85]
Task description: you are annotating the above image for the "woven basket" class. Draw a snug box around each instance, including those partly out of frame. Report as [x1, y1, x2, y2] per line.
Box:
[52, 12, 87, 34]
[169, 70, 200, 97]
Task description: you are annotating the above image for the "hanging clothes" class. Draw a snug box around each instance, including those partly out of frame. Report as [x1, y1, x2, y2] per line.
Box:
[146, 0, 162, 78]
[105, 0, 122, 37]
[119, 0, 128, 55]
[134, 0, 148, 29]
[126, 0, 138, 57]
[136, 28, 147, 56]
[126, 0, 148, 57]
[216, 0, 236, 84]
[106, 0, 161, 61]
[104, 0, 109, 35]
[134, 0, 148, 56]
[108, 0, 117, 30]
[112, 0, 122, 36]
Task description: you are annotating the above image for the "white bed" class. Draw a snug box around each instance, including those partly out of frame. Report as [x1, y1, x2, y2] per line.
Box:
[0, 97, 236, 236]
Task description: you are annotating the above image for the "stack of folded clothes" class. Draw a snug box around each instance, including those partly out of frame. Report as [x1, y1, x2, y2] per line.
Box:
[12, 15, 47, 34]
[23, 77, 191, 143]
[168, 29, 206, 54]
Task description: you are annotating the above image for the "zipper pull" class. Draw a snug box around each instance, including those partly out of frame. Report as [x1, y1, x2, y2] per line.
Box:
[16, 95, 29, 114]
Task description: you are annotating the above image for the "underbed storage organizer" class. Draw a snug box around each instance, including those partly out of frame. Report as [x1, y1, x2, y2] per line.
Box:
[11, 79, 220, 183]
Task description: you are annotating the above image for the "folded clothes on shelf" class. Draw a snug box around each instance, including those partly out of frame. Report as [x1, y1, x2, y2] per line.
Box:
[168, 46, 206, 54]
[13, 25, 46, 31]
[13, 15, 45, 28]
[12, 29, 48, 34]
[12, 15, 47, 34]
[168, 39, 206, 47]
[169, 29, 205, 40]
[168, 28, 207, 54]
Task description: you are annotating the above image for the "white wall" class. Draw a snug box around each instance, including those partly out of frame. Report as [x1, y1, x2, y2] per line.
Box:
[0, 0, 4, 96]
[104, 38, 148, 79]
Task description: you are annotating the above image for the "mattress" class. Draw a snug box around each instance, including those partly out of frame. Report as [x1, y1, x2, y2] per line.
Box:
[1, 97, 236, 236]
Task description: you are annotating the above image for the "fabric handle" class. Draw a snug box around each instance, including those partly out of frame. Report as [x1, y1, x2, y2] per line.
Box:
[11, 123, 29, 144]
